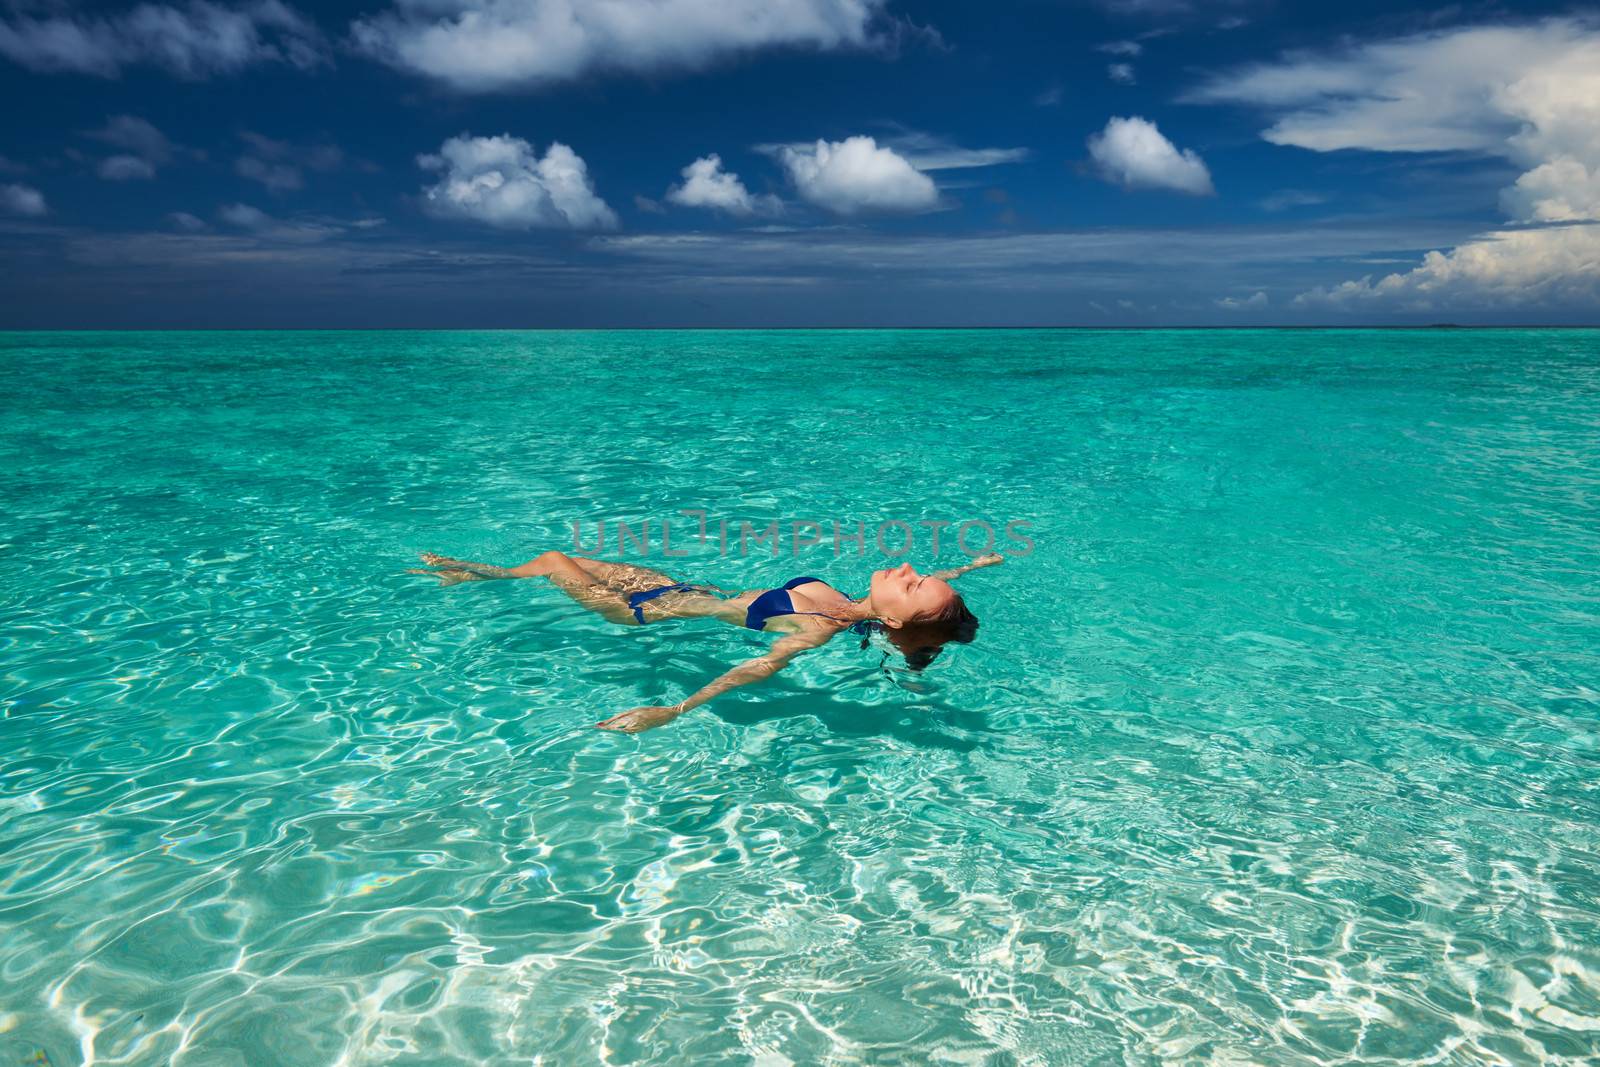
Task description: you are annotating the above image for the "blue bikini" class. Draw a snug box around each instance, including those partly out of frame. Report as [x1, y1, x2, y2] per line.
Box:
[625, 582, 716, 624]
[742, 575, 835, 631]
[628, 575, 868, 632]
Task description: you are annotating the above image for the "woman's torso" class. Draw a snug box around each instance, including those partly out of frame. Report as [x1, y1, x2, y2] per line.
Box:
[726, 577, 853, 632]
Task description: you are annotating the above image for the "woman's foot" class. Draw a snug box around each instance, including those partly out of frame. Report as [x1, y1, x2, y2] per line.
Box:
[418, 552, 518, 579]
[408, 567, 483, 586]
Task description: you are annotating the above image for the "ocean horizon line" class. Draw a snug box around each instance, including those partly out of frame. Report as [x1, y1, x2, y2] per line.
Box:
[4, 324, 1600, 333]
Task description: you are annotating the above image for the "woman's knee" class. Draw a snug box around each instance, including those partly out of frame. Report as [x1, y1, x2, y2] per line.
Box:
[513, 550, 571, 577]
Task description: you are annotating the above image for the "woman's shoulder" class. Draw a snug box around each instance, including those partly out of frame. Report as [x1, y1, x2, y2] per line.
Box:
[777, 612, 850, 635]
[785, 585, 853, 618]
[782, 578, 841, 601]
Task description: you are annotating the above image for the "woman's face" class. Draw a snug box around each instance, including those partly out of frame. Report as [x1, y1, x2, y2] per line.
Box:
[868, 562, 958, 626]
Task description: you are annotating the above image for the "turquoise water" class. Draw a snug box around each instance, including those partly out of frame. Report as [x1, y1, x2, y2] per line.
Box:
[2, 329, 1599, 1065]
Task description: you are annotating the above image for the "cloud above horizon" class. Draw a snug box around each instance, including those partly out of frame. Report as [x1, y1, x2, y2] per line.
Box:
[5, 4, 1596, 325]
[87, 116, 179, 181]
[99, 155, 157, 181]
[776, 136, 938, 215]
[88, 116, 175, 163]
[418, 134, 618, 230]
[0, 0, 327, 78]
[883, 132, 1030, 172]
[169, 211, 210, 231]
[1088, 116, 1214, 195]
[235, 131, 344, 193]
[1, 182, 47, 217]
[588, 219, 1469, 283]
[1193, 17, 1600, 306]
[666, 155, 781, 216]
[1294, 225, 1600, 310]
[214, 202, 380, 242]
[352, 0, 887, 92]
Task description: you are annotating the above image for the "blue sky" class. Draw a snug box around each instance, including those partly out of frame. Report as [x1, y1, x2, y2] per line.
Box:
[1, 0, 1597, 326]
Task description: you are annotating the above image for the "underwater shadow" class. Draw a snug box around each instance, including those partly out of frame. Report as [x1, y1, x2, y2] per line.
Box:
[709, 685, 995, 754]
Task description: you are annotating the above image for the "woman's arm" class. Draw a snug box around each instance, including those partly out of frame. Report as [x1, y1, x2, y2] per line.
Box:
[929, 552, 1004, 583]
[595, 629, 834, 733]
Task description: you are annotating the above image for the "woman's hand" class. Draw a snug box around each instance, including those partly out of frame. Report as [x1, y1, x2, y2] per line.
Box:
[596, 705, 683, 733]
[932, 552, 1005, 583]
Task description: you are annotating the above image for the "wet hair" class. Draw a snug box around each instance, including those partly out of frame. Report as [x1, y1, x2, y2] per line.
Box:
[868, 594, 980, 671]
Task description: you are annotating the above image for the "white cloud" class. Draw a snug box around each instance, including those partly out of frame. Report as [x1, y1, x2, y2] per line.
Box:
[1260, 189, 1328, 212]
[240, 131, 342, 170]
[88, 116, 174, 163]
[1215, 290, 1267, 309]
[591, 220, 1475, 285]
[98, 155, 157, 181]
[219, 202, 273, 228]
[1193, 18, 1600, 303]
[87, 116, 181, 180]
[0, 0, 328, 78]
[1097, 40, 1142, 56]
[168, 211, 209, 231]
[1190, 18, 1600, 221]
[0, 182, 46, 217]
[418, 134, 618, 230]
[352, 0, 886, 92]
[1108, 63, 1135, 84]
[665, 154, 780, 216]
[1294, 224, 1600, 309]
[237, 156, 302, 191]
[1502, 159, 1600, 223]
[775, 136, 938, 215]
[216, 202, 346, 242]
[235, 132, 344, 193]
[1087, 116, 1214, 195]
[886, 132, 1029, 172]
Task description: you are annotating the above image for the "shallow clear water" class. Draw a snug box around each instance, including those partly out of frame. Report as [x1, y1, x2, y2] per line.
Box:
[3, 329, 1599, 1065]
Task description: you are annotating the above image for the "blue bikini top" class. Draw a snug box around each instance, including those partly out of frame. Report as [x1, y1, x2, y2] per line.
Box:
[745, 576, 870, 633]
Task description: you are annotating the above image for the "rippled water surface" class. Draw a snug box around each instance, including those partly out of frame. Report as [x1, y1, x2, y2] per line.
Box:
[3, 329, 1600, 1065]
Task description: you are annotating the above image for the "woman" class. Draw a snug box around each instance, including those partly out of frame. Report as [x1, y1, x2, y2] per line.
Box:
[410, 549, 1001, 732]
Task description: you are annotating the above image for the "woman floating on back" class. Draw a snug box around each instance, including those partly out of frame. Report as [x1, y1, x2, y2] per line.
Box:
[410, 549, 1001, 732]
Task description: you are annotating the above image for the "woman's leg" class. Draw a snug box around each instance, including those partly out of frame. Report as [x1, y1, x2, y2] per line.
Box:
[419, 550, 640, 625]
[417, 552, 521, 579]
[567, 558, 685, 593]
[518, 551, 647, 625]
[418, 552, 675, 587]
[419, 551, 705, 594]
[557, 558, 734, 621]
[413, 550, 730, 625]
[406, 566, 488, 586]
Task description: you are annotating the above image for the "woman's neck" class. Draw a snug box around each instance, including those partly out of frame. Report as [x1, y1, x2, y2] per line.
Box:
[837, 595, 875, 622]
